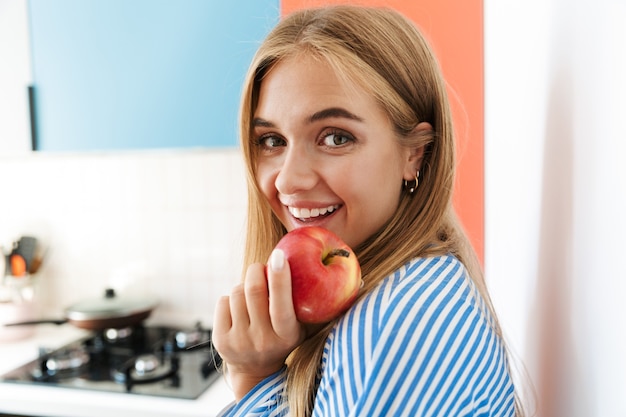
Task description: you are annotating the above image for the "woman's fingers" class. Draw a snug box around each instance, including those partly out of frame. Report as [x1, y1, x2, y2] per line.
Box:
[267, 249, 295, 321]
[212, 254, 304, 368]
[267, 249, 304, 342]
[244, 263, 271, 328]
[228, 283, 250, 328]
[211, 295, 231, 352]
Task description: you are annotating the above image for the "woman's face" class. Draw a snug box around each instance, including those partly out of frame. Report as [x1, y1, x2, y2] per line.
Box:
[253, 55, 418, 249]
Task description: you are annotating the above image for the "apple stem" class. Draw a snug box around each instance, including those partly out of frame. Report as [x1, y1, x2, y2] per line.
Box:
[329, 249, 350, 258]
[324, 249, 351, 265]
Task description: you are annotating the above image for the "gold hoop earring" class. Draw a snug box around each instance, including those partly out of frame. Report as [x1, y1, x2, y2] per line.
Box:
[404, 171, 420, 194]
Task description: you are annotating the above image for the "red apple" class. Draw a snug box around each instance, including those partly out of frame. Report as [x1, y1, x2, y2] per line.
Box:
[273, 226, 362, 324]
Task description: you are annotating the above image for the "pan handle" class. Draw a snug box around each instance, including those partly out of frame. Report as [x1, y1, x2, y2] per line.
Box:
[3, 319, 68, 327]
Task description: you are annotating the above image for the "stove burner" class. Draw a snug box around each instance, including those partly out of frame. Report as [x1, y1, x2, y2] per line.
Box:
[112, 353, 179, 391]
[45, 349, 90, 373]
[31, 347, 91, 380]
[104, 326, 134, 342]
[1, 324, 221, 399]
[135, 354, 160, 375]
[174, 323, 208, 350]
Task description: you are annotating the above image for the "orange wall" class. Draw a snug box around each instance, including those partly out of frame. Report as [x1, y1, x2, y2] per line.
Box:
[281, 0, 484, 262]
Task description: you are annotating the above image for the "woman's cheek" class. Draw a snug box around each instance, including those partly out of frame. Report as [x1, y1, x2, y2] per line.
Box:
[256, 165, 280, 204]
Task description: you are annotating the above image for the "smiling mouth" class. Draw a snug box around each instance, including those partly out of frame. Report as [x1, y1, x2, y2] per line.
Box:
[288, 204, 340, 221]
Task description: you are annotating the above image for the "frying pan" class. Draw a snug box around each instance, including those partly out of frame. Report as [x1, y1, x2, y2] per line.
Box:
[4, 288, 158, 330]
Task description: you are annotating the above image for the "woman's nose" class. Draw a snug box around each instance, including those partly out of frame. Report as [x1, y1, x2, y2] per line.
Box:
[274, 147, 318, 194]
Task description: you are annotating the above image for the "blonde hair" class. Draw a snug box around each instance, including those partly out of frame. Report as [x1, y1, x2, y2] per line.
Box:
[238, 5, 524, 417]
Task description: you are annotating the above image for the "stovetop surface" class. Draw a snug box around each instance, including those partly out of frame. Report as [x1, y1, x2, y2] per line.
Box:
[0, 325, 221, 399]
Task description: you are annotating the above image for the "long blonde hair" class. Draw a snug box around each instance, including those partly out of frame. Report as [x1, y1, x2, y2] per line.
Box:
[238, 5, 524, 417]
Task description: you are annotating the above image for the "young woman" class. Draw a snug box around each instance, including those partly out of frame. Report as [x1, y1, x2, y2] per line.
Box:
[213, 5, 523, 416]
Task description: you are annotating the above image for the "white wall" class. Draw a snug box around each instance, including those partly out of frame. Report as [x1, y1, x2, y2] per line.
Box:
[485, 0, 626, 416]
[0, 150, 247, 327]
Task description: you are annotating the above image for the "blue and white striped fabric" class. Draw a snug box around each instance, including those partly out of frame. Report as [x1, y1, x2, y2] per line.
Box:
[218, 255, 516, 416]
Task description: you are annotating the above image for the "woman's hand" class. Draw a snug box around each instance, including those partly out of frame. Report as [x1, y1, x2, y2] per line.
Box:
[212, 249, 306, 400]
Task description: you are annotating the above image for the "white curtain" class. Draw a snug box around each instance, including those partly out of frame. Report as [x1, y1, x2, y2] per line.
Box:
[485, 1, 626, 416]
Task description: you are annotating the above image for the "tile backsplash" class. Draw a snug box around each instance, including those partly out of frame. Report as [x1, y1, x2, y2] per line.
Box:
[0, 149, 247, 328]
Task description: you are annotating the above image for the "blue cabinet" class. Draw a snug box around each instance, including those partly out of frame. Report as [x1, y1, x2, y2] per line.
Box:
[29, 0, 278, 151]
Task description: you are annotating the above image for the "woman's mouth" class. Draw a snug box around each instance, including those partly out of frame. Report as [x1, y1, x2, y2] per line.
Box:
[288, 204, 340, 221]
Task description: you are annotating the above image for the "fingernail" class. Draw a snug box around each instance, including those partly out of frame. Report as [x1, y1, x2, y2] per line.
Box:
[269, 249, 285, 271]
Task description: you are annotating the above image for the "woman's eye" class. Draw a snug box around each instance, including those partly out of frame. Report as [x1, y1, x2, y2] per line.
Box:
[258, 135, 286, 148]
[322, 131, 354, 147]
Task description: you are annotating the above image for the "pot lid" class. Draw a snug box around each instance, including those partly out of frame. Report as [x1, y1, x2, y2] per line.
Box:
[65, 288, 158, 321]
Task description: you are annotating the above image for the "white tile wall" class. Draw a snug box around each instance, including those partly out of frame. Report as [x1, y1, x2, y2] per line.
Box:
[0, 149, 247, 328]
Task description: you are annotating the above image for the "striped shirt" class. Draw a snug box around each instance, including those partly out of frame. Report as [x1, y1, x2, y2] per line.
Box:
[218, 255, 516, 416]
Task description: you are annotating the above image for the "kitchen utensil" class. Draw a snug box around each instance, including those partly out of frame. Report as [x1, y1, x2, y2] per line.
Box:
[12, 236, 38, 273]
[9, 254, 27, 277]
[4, 288, 158, 330]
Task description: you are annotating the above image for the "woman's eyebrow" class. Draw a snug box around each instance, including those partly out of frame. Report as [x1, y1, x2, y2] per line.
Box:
[309, 107, 364, 123]
[252, 107, 363, 128]
[252, 117, 275, 128]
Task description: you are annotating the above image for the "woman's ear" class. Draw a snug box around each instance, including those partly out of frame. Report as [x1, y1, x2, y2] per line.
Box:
[403, 121, 432, 181]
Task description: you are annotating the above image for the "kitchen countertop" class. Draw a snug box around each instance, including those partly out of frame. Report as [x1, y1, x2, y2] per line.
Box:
[0, 324, 234, 417]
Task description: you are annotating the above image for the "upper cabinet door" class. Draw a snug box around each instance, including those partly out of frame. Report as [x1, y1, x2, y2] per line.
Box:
[29, 0, 278, 151]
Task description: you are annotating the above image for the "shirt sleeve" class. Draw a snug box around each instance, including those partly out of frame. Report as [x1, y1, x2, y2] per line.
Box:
[312, 256, 515, 416]
[216, 367, 289, 417]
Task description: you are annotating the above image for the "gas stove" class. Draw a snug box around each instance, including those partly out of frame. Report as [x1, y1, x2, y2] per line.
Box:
[0, 323, 221, 399]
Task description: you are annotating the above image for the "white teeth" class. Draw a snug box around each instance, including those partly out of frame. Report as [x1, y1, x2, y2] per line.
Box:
[289, 205, 338, 219]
